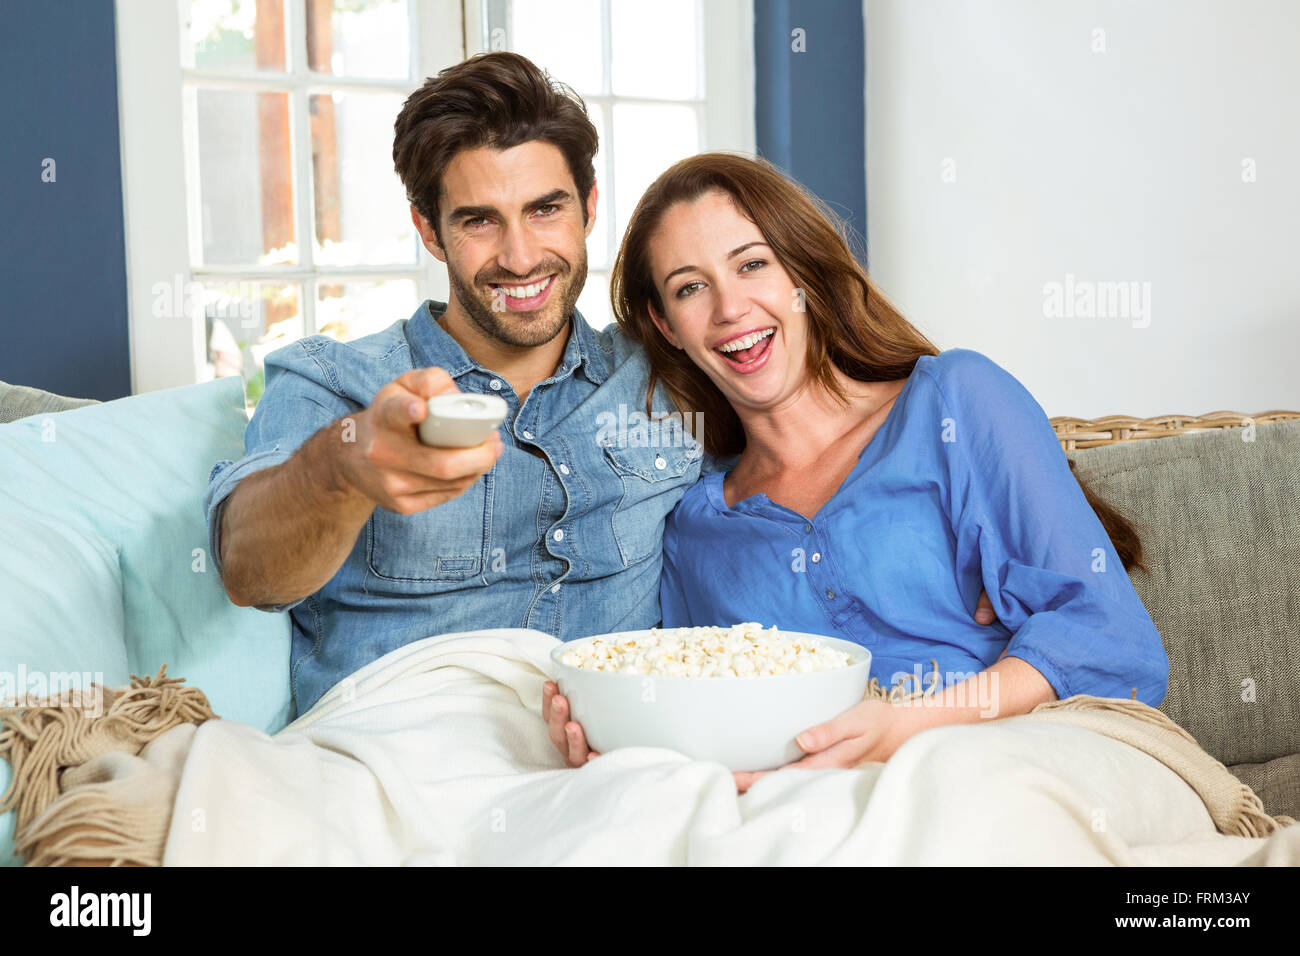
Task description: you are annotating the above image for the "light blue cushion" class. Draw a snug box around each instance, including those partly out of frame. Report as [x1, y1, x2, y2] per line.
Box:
[0, 376, 292, 864]
[0, 513, 132, 864]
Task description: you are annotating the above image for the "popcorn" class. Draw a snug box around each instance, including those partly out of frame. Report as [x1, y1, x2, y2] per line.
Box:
[560, 623, 853, 677]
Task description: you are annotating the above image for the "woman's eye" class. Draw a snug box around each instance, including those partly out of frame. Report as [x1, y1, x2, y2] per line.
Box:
[674, 281, 703, 299]
[740, 258, 766, 273]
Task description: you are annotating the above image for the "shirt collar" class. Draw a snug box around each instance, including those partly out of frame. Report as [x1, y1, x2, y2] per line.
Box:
[405, 299, 610, 387]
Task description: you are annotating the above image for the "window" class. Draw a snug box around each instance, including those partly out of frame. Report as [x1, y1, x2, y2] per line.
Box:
[116, 0, 751, 402]
[466, 0, 755, 328]
[117, 0, 462, 402]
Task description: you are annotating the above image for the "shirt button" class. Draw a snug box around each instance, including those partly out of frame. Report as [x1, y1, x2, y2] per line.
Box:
[551, 583, 561, 594]
[558, 463, 570, 475]
[811, 552, 822, 563]
[825, 588, 836, 600]
[804, 523, 813, 534]
[553, 529, 564, 542]
[654, 455, 666, 470]
[489, 379, 502, 390]
[523, 430, 534, 440]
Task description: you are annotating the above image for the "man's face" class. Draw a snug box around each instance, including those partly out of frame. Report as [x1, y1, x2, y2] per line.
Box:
[415, 141, 597, 348]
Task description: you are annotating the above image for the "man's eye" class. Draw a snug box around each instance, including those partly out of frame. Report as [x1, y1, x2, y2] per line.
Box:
[464, 216, 489, 228]
[534, 204, 559, 216]
[674, 281, 703, 299]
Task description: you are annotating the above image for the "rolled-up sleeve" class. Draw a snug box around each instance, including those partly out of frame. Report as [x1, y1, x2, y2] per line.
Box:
[925, 352, 1169, 706]
[203, 343, 356, 610]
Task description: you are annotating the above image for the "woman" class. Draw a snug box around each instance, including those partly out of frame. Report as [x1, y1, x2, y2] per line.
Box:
[550, 153, 1168, 789]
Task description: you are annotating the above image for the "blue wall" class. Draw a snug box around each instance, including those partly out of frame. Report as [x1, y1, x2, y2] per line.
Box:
[754, 0, 868, 265]
[0, 0, 131, 401]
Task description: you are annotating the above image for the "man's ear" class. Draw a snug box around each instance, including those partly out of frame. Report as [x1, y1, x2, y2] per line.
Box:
[647, 299, 683, 350]
[583, 181, 599, 239]
[411, 205, 447, 264]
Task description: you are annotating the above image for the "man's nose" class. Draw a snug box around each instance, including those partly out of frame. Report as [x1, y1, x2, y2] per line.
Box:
[496, 221, 544, 279]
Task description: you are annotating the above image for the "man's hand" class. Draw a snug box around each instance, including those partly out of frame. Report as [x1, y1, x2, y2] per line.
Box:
[334, 367, 504, 514]
[542, 681, 600, 767]
[974, 589, 996, 625]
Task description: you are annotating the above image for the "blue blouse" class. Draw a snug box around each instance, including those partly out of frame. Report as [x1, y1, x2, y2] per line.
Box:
[659, 349, 1169, 705]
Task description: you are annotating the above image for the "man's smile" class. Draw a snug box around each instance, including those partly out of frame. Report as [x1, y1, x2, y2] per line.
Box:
[489, 274, 558, 311]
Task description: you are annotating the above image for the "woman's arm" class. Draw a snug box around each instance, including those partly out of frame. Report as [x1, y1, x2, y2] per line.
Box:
[732, 655, 1055, 792]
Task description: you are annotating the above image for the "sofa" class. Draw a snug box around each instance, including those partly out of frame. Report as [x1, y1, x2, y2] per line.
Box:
[1, 376, 1296, 866]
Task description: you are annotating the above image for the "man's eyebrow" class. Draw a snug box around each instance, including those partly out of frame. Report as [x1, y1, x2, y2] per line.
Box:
[448, 189, 573, 223]
[661, 241, 769, 285]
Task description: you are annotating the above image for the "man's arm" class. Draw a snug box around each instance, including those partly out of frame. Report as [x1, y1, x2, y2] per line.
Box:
[218, 420, 375, 607]
[219, 367, 504, 609]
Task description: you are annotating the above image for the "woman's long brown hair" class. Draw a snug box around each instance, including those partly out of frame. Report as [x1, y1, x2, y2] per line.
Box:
[610, 152, 1146, 573]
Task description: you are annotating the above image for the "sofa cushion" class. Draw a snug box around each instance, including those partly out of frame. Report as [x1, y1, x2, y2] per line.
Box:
[0, 376, 292, 732]
[1228, 755, 1300, 821]
[1067, 420, 1300, 767]
[0, 513, 133, 864]
[0, 380, 99, 424]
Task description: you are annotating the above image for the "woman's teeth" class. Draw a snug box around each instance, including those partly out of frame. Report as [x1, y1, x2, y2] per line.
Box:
[716, 328, 774, 354]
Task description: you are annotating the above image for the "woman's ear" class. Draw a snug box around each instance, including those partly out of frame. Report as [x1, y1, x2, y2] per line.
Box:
[647, 300, 684, 350]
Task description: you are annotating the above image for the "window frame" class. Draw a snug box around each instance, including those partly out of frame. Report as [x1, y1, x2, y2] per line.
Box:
[115, 0, 464, 394]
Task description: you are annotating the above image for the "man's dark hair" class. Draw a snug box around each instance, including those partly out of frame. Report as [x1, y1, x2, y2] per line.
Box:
[393, 51, 598, 243]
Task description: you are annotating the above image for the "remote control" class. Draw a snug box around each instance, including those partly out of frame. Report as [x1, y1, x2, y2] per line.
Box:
[417, 393, 508, 448]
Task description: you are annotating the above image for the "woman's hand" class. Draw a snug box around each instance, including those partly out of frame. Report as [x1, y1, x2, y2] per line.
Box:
[733, 698, 904, 793]
[542, 681, 600, 767]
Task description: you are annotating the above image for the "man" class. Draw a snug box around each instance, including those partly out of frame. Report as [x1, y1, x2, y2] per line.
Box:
[206, 51, 996, 765]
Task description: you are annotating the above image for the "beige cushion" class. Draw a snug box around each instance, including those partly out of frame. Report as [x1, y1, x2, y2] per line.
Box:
[0, 380, 99, 424]
[1067, 420, 1300, 767]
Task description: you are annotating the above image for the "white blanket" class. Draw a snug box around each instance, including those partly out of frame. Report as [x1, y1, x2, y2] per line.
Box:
[160, 629, 1300, 865]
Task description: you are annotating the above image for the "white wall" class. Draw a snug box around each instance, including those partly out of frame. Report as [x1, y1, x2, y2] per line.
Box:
[864, 0, 1300, 418]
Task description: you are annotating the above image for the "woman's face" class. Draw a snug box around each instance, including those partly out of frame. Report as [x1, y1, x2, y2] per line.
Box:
[646, 189, 807, 412]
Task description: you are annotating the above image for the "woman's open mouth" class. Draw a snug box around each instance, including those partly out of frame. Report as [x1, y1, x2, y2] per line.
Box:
[490, 274, 556, 312]
[714, 326, 776, 373]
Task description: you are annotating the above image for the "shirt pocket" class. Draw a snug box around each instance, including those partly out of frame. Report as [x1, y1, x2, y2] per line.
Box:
[364, 476, 489, 590]
[603, 441, 701, 567]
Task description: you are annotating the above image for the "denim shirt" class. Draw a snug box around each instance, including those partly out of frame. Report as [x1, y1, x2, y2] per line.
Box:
[204, 300, 707, 717]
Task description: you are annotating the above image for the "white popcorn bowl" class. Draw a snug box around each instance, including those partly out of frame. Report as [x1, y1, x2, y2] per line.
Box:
[550, 629, 872, 771]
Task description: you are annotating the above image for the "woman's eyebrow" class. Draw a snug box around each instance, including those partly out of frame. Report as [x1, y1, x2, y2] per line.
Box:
[662, 241, 769, 285]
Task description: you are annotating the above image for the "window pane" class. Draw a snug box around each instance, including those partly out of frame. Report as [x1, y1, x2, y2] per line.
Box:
[202, 282, 302, 406]
[316, 278, 418, 342]
[508, 0, 603, 96]
[577, 271, 610, 330]
[191, 88, 297, 266]
[611, 0, 698, 99]
[587, 102, 608, 270]
[181, 0, 287, 71]
[306, 0, 410, 80]
[310, 93, 416, 266]
[612, 103, 699, 238]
